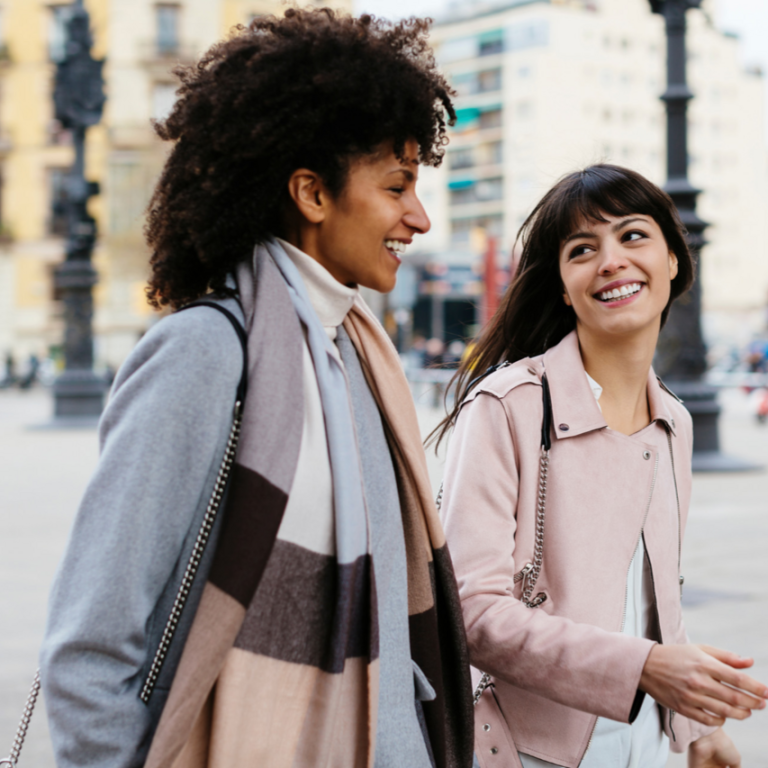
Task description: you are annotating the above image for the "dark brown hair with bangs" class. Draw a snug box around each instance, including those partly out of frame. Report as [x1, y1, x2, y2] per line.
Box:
[431, 163, 694, 446]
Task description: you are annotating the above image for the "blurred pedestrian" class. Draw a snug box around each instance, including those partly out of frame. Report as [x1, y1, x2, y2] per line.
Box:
[0, 351, 15, 388]
[425, 336, 445, 368]
[39, 10, 472, 768]
[17, 353, 39, 389]
[435, 165, 767, 768]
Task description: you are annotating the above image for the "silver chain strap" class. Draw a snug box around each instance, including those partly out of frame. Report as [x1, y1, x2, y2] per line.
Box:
[1, 671, 41, 767]
[139, 401, 243, 703]
[521, 446, 549, 608]
[472, 672, 492, 706]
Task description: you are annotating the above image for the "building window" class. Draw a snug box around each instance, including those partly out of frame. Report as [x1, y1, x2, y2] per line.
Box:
[48, 168, 69, 237]
[479, 108, 502, 130]
[49, 4, 75, 63]
[477, 68, 502, 93]
[448, 148, 474, 170]
[481, 141, 503, 165]
[453, 105, 502, 134]
[449, 177, 503, 206]
[451, 68, 501, 97]
[478, 29, 504, 57]
[152, 83, 176, 120]
[451, 72, 476, 98]
[450, 214, 503, 244]
[156, 4, 180, 56]
[109, 159, 150, 236]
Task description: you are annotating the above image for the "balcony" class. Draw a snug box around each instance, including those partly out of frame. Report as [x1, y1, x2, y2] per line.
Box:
[139, 40, 201, 78]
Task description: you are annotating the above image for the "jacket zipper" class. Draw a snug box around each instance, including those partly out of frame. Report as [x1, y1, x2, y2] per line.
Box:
[579, 451, 659, 767]
[665, 427, 682, 740]
[513, 562, 533, 584]
[666, 429, 682, 593]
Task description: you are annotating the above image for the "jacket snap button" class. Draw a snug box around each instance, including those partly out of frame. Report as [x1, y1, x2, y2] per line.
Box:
[671, 418, 676, 429]
[490, 747, 499, 755]
[559, 423, 569, 431]
[643, 450, 651, 460]
[483, 723, 491, 732]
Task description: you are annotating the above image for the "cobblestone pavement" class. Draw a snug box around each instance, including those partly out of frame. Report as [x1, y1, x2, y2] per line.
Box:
[1, 387, 766, 766]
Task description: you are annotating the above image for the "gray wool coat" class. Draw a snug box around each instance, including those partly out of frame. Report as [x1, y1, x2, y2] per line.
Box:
[39, 295, 436, 768]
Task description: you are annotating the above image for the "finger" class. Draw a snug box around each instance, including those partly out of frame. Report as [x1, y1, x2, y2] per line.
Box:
[698, 697, 752, 721]
[699, 677, 768, 712]
[676, 703, 726, 728]
[710, 665, 768, 701]
[698, 645, 755, 669]
[679, 685, 752, 722]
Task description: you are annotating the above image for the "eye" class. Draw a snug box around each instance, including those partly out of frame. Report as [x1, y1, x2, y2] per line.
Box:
[389, 186, 405, 194]
[623, 230, 647, 242]
[568, 244, 593, 260]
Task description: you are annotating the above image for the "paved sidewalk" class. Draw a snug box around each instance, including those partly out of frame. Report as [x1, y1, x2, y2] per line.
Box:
[1, 387, 766, 766]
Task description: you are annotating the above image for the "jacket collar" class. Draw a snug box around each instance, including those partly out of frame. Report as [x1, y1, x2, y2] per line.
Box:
[542, 330, 676, 440]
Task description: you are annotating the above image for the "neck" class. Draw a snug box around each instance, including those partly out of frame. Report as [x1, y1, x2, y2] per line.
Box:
[577, 322, 659, 435]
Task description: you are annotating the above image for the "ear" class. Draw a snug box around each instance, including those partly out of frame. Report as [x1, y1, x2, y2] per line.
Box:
[286, 169, 328, 225]
[668, 250, 679, 281]
[562, 289, 572, 307]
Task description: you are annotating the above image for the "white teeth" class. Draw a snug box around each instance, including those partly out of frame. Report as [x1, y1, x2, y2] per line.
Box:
[598, 283, 642, 302]
[384, 239, 407, 255]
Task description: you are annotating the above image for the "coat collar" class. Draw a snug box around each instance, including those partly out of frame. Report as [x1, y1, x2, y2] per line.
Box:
[542, 330, 676, 440]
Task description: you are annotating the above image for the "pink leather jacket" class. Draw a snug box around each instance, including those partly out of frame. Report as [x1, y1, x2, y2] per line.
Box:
[441, 331, 713, 767]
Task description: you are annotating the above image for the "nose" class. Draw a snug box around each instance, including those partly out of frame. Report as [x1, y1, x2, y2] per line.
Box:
[597, 242, 629, 275]
[404, 191, 431, 235]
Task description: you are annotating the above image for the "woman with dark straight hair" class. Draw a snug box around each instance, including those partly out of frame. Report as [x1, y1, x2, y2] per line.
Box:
[437, 165, 767, 768]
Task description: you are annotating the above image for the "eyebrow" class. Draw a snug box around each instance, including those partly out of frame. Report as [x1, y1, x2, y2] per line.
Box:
[388, 168, 415, 182]
[563, 216, 649, 244]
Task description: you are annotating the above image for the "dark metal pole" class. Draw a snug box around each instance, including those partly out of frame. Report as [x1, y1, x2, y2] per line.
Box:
[52, 0, 106, 418]
[650, 0, 759, 471]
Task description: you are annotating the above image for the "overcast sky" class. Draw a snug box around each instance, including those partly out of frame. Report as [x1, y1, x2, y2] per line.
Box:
[353, 0, 768, 143]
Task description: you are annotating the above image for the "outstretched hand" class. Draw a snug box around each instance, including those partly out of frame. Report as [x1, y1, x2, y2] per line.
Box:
[688, 728, 740, 768]
[639, 644, 767, 726]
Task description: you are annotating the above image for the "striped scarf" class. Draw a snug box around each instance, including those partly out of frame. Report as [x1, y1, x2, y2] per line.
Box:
[144, 241, 473, 768]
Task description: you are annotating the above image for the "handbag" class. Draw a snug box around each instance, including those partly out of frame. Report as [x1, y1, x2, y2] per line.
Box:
[1, 301, 248, 767]
[436, 367, 553, 768]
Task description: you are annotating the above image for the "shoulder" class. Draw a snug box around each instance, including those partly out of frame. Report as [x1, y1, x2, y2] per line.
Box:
[462, 358, 542, 406]
[111, 297, 245, 402]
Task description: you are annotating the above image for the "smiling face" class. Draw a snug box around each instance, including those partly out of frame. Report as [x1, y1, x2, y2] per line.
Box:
[285, 139, 430, 293]
[559, 213, 679, 341]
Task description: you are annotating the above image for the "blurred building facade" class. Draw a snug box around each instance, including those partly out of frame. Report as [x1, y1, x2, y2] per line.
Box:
[0, 0, 352, 367]
[414, 0, 768, 342]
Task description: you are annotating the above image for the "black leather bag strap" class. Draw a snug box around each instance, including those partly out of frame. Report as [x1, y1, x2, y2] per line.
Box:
[540, 373, 552, 451]
[177, 299, 248, 405]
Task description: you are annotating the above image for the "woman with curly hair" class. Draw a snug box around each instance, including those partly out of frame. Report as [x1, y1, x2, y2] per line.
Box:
[39, 9, 473, 768]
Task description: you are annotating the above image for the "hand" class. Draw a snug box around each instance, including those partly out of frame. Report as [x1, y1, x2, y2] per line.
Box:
[639, 644, 768, 727]
[688, 728, 740, 767]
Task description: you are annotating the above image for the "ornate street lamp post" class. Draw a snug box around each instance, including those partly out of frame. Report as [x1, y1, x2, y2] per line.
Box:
[650, 0, 757, 470]
[52, 0, 106, 418]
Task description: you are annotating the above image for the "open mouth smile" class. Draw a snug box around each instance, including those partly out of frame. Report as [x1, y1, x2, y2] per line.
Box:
[594, 281, 644, 304]
[385, 239, 408, 262]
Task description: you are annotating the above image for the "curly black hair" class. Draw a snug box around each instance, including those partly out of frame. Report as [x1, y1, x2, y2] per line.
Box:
[145, 8, 455, 309]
